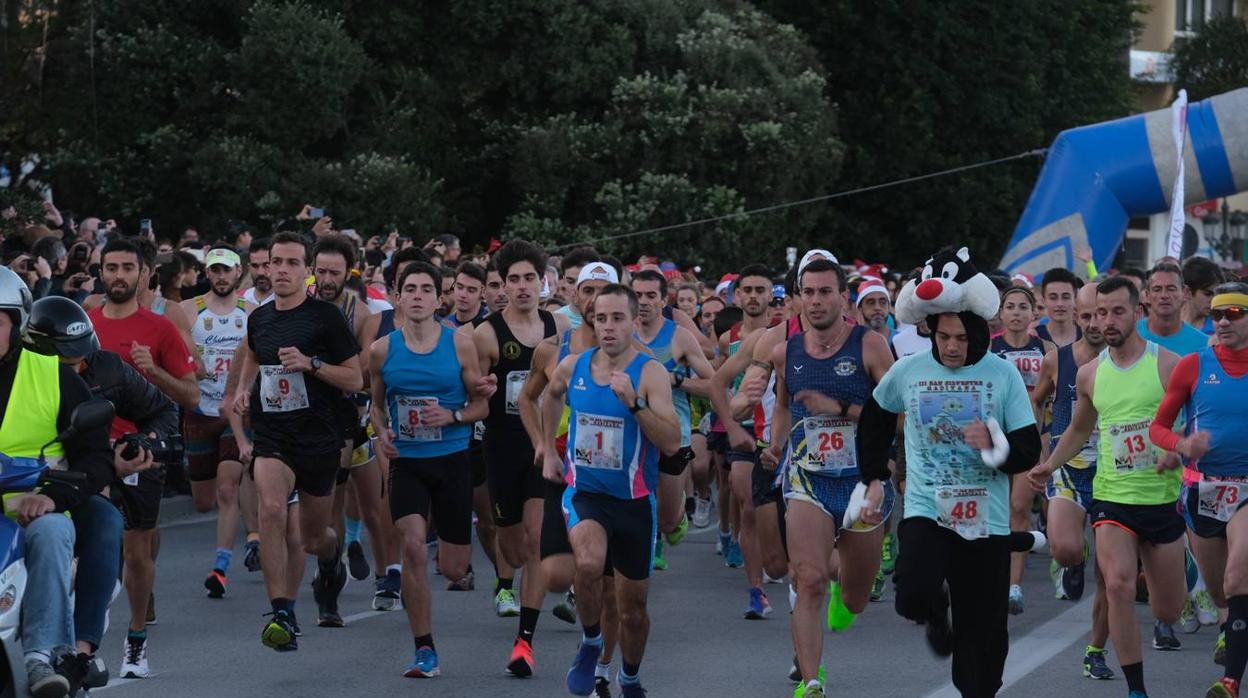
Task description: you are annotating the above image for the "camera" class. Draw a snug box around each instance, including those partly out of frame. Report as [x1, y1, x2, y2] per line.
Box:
[118, 433, 185, 466]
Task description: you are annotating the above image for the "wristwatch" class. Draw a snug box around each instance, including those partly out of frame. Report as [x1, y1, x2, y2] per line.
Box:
[453, 409, 464, 424]
[629, 396, 648, 414]
[672, 372, 685, 389]
[838, 400, 849, 418]
[310, 356, 323, 374]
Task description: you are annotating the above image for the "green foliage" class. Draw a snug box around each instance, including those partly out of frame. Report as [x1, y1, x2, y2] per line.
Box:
[1170, 15, 1248, 102]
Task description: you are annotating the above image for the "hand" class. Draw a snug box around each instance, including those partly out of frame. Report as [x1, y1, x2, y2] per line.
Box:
[277, 347, 312, 372]
[13, 494, 55, 525]
[34, 256, 51, 280]
[727, 423, 755, 452]
[1027, 462, 1052, 494]
[114, 443, 155, 477]
[759, 443, 782, 471]
[963, 419, 991, 450]
[542, 448, 565, 484]
[130, 343, 156, 373]
[366, 236, 381, 250]
[859, 480, 885, 526]
[1075, 246, 1093, 264]
[376, 428, 399, 460]
[65, 273, 90, 291]
[311, 216, 334, 238]
[473, 374, 498, 400]
[232, 389, 250, 415]
[794, 390, 841, 417]
[235, 436, 254, 464]
[1158, 450, 1183, 473]
[384, 232, 400, 253]
[42, 201, 63, 227]
[418, 404, 454, 428]
[609, 371, 637, 408]
[1178, 431, 1211, 461]
[296, 204, 316, 221]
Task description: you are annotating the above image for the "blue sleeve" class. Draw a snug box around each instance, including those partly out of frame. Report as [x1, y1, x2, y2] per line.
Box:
[872, 357, 905, 413]
[999, 363, 1037, 432]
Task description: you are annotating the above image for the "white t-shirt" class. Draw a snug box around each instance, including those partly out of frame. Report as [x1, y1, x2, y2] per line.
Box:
[242, 287, 274, 306]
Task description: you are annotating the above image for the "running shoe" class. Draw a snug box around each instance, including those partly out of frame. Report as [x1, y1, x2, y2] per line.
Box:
[553, 591, 577, 624]
[374, 569, 401, 611]
[788, 656, 800, 682]
[692, 497, 711, 528]
[312, 553, 348, 628]
[717, 530, 730, 556]
[347, 540, 370, 581]
[1215, 630, 1227, 666]
[925, 612, 954, 657]
[204, 569, 227, 599]
[120, 636, 149, 678]
[81, 654, 109, 690]
[243, 539, 261, 572]
[495, 588, 521, 617]
[261, 610, 298, 651]
[795, 681, 826, 698]
[594, 676, 613, 697]
[1081, 646, 1114, 680]
[1063, 559, 1086, 601]
[724, 537, 744, 568]
[745, 587, 772, 620]
[1180, 597, 1201, 634]
[1207, 677, 1239, 698]
[1008, 585, 1025, 615]
[289, 611, 302, 637]
[870, 569, 886, 602]
[826, 581, 855, 632]
[665, 516, 688, 546]
[617, 679, 647, 697]
[145, 592, 156, 625]
[1196, 589, 1220, 626]
[506, 637, 535, 678]
[404, 647, 439, 678]
[652, 539, 667, 571]
[566, 640, 603, 695]
[880, 531, 896, 575]
[447, 568, 475, 591]
[1128, 691, 1149, 698]
[1051, 559, 1069, 601]
[1152, 620, 1181, 650]
[26, 657, 69, 698]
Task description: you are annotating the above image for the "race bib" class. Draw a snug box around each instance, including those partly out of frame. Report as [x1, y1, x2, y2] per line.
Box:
[1197, 477, 1248, 523]
[1003, 351, 1043, 390]
[506, 371, 528, 415]
[1110, 420, 1158, 472]
[572, 413, 625, 470]
[935, 485, 989, 540]
[800, 416, 857, 473]
[260, 365, 309, 413]
[395, 395, 441, 442]
[473, 421, 486, 442]
[202, 345, 235, 380]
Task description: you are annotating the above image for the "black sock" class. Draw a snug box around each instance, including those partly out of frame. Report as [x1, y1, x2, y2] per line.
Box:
[496, 577, 513, 594]
[414, 634, 434, 651]
[518, 606, 540, 644]
[622, 661, 640, 678]
[1121, 661, 1144, 693]
[1225, 595, 1248, 681]
[465, 564, 473, 575]
[271, 597, 290, 615]
[583, 622, 602, 640]
[685, 496, 696, 516]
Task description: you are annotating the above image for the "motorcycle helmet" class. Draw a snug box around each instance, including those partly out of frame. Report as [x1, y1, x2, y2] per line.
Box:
[24, 296, 100, 358]
[0, 266, 34, 353]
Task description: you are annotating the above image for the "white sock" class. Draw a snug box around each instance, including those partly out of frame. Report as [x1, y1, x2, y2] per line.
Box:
[595, 662, 611, 679]
[387, 564, 401, 574]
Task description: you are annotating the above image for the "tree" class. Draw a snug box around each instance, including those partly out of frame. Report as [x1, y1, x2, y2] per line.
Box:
[1170, 14, 1248, 102]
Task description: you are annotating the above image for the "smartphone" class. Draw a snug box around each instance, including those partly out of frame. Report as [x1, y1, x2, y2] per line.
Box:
[309, 207, 324, 219]
[71, 244, 90, 263]
[140, 219, 152, 232]
[88, 263, 101, 278]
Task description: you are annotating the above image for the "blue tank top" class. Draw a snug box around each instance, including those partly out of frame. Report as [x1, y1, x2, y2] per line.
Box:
[990, 334, 1047, 391]
[566, 349, 658, 499]
[636, 319, 692, 447]
[382, 327, 470, 458]
[1185, 348, 1248, 477]
[558, 329, 573, 363]
[378, 309, 396, 338]
[1050, 344, 1097, 469]
[783, 326, 872, 479]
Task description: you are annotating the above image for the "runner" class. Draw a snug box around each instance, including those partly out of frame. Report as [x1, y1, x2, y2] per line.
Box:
[235, 238, 272, 572]
[176, 247, 254, 600]
[473, 239, 568, 677]
[1036, 268, 1082, 347]
[368, 261, 489, 678]
[242, 237, 275, 306]
[862, 246, 1041, 697]
[1148, 281, 1248, 698]
[230, 231, 364, 652]
[1180, 257, 1224, 336]
[990, 285, 1054, 615]
[759, 258, 895, 698]
[440, 262, 488, 329]
[1027, 282, 1114, 679]
[1038, 276, 1186, 698]
[540, 284, 681, 698]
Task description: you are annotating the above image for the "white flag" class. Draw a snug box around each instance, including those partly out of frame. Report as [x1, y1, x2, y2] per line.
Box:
[1166, 89, 1189, 259]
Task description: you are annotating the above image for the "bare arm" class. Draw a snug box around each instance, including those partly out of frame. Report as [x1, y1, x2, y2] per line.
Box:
[671, 306, 715, 359]
[368, 338, 399, 460]
[454, 329, 489, 422]
[709, 328, 767, 449]
[675, 326, 716, 398]
[761, 341, 790, 469]
[635, 362, 681, 455]
[541, 356, 575, 482]
[520, 338, 557, 451]
[1041, 362, 1098, 473]
[473, 321, 498, 377]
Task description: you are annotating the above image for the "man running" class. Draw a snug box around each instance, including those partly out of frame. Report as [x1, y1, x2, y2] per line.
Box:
[441, 262, 488, 329]
[1139, 262, 1211, 356]
[1149, 281, 1248, 698]
[1028, 282, 1114, 679]
[368, 261, 488, 678]
[760, 258, 895, 698]
[1037, 276, 1185, 698]
[178, 247, 254, 600]
[474, 239, 568, 677]
[231, 231, 363, 652]
[542, 284, 681, 698]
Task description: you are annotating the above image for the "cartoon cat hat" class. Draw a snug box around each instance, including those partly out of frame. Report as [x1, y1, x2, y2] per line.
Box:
[895, 246, 1000, 367]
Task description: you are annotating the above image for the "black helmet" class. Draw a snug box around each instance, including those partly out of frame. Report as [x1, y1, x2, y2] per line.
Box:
[24, 296, 100, 359]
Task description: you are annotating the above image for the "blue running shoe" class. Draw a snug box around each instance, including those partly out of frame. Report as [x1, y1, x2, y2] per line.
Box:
[404, 647, 439, 678]
[566, 640, 603, 695]
[725, 538, 744, 568]
[1128, 691, 1148, 698]
[1081, 646, 1114, 680]
[745, 587, 772, 620]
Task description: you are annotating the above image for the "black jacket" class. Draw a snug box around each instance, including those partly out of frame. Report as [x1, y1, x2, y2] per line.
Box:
[79, 350, 179, 439]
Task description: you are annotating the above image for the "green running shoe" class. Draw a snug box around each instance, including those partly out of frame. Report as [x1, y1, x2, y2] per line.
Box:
[652, 539, 668, 571]
[826, 581, 856, 632]
[1215, 630, 1227, 666]
[880, 532, 896, 575]
[870, 569, 886, 602]
[665, 516, 689, 546]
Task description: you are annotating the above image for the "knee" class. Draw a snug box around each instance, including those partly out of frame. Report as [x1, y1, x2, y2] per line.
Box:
[441, 559, 467, 582]
[258, 499, 286, 524]
[792, 561, 827, 597]
[1101, 569, 1137, 602]
[216, 481, 239, 507]
[402, 539, 429, 568]
[619, 606, 648, 633]
[193, 493, 216, 514]
[26, 514, 74, 551]
[1050, 541, 1083, 568]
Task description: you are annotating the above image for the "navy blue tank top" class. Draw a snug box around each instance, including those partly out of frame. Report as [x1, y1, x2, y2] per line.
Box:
[1051, 343, 1097, 468]
[783, 325, 872, 478]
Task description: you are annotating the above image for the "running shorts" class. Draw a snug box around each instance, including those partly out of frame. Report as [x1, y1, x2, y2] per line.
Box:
[1179, 478, 1248, 540]
[252, 438, 342, 498]
[1088, 499, 1184, 546]
[483, 428, 544, 528]
[1045, 464, 1096, 511]
[184, 411, 244, 482]
[565, 489, 655, 581]
[658, 447, 693, 477]
[112, 469, 165, 531]
[388, 452, 472, 545]
[784, 469, 895, 534]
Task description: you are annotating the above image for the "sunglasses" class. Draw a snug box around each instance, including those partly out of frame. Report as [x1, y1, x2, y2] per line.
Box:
[1211, 307, 1248, 323]
[768, 298, 786, 307]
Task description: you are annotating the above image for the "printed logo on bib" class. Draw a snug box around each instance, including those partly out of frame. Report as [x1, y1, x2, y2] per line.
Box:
[473, 421, 486, 442]
[505, 371, 528, 415]
[260, 365, 309, 413]
[202, 345, 235, 381]
[1108, 420, 1158, 472]
[573, 413, 625, 470]
[936, 485, 988, 540]
[799, 416, 857, 473]
[1197, 477, 1248, 523]
[396, 395, 441, 442]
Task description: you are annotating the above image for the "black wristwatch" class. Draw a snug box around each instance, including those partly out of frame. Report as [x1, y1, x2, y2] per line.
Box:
[310, 356, 323, 374]
[838, 400, 849, 418]
[672, 372, 685, 389]
[629, 396, 648, 414]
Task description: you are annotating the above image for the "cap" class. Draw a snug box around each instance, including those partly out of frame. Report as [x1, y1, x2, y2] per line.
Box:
[772, 284, 786, 300]
[576, 262, 619, 286]
[204, 249, 240, 269]
[856, 277, 888, 306]
[1010, 272, 1034, 288]
[798, 249, 839, 277]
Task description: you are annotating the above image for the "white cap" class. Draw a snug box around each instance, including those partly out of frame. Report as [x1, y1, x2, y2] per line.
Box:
[576, 262, 619, 286]
[798, 249, 839, 277]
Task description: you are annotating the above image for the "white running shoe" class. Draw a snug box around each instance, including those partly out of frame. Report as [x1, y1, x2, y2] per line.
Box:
[692, 497, 712, 528]
[120, 636, 150, 679]
[1194, 589, 1219, 626]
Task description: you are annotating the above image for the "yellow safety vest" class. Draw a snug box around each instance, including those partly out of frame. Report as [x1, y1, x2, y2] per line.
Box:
[0, 350, 63, 461]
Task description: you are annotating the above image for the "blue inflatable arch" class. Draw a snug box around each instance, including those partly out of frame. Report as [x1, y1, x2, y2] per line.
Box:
[1000, 87, 1248, 277]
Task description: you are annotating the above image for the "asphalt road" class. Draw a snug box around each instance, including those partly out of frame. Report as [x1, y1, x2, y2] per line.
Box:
[91, 510, 1223, 697]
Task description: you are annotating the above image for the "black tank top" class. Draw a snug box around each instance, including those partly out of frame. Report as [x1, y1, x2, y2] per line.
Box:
[485, 309, 557, 431]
